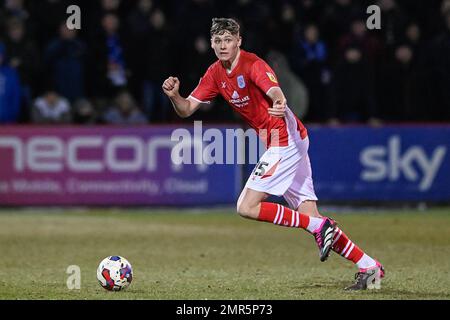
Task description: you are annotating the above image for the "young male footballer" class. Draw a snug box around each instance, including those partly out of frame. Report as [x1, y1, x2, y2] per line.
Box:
[162, 18, 384, 290]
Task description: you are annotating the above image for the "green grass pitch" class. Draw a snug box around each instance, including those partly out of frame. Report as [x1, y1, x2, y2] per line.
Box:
[0, 207, 449, 300]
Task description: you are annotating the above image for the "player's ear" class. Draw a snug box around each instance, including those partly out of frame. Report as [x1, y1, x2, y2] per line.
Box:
[237, 35, 242, 47]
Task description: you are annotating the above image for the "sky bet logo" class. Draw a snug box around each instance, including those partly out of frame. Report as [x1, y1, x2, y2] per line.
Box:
[360, 136, 447, 191]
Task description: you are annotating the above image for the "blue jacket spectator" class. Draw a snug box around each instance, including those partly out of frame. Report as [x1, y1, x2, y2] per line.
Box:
[290, 24, 331, 122]
[0, 42, 22, 124]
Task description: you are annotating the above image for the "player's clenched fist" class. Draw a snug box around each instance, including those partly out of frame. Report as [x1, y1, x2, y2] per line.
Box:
[162, 77, 180, 98]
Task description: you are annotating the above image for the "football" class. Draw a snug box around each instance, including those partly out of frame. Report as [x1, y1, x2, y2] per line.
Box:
[97, 256, 133, 291]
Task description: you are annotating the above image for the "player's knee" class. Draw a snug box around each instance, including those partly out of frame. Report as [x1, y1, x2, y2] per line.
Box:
[297, 200, 322, 218]
[236, 202, 257, 219]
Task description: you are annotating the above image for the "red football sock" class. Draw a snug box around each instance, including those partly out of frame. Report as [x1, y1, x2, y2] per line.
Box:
[331, 227, 365, 264]
[258, 202, 311, 230]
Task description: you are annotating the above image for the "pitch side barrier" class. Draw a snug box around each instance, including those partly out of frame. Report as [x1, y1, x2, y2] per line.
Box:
[245, 124, 449, 203]
[0, 125, 243, 206]
[0, 124, 449, 206]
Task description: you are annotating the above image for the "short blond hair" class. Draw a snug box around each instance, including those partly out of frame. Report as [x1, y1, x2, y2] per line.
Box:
[210, 18, 240, 37]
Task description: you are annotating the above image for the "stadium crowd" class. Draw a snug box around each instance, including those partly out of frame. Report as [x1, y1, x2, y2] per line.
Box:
[0, 0, 449, 125]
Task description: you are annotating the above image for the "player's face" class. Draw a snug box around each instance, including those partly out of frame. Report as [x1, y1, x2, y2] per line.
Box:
[211, 31, 242, 63]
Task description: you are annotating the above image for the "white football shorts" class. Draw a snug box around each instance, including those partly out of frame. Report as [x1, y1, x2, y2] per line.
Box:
[244, 137, 318, 210]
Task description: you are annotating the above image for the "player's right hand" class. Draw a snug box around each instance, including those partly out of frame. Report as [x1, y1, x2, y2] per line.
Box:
[162, 76, 180, 98]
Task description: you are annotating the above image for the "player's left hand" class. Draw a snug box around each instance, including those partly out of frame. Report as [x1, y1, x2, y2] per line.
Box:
[268, 99, 287, 118]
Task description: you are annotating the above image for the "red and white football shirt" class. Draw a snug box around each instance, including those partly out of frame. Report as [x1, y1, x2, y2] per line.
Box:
[189, 50, 307, 147]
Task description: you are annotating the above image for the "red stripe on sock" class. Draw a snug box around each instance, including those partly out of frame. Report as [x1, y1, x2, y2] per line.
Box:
[346, 244, 364, 263]
[332, 229, 364, 264]
[258, 203, 310, 229]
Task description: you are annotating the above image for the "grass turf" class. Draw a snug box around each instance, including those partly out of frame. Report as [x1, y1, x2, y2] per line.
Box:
[0, 207, 449, 300]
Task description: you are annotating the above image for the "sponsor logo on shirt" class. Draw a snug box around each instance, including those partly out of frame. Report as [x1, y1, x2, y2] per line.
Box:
[266, 72, 278, 83]
[229, 95, 250, 108]
[232, 91, 239, 99]
[237, 75, 246, 88]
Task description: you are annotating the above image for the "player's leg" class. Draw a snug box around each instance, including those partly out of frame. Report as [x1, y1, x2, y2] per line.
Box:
[325, 216, 385, 290]
[297, 200, 321, 218]
[241, 140, 337, 260]
[282, 152, 336, 261]
[296, 200, 380, 268]
[288, 159, 385, 289]
[236, 187, 268, 220]
[239, 142, 335, 260]
[236, 186, 331, 235]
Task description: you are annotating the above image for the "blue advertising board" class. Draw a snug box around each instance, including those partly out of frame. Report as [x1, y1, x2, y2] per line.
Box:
[243, 125, 450, 202]
[307, 126, 450, 201]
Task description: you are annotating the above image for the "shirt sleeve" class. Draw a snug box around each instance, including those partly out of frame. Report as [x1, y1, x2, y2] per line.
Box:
[249, 60, 281, 95]
[188, 65, 219, 104]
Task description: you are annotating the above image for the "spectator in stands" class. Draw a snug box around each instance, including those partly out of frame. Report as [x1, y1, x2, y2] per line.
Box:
[103, 90, 147, 125]
[174, 0, 217, 42]
[44, 22, 86, 102]
[290, 23, 331, 122]
[31, 89, 72, 124]
[87, 13, 129, 100]
[377, 0, 408, 49]
[426, 10, 450, 121]
[126, 0, 154, 111]
[378, 44, 422, 121]
[267, 50, 309, 120]
[82, 0, 123, 42]
[27, 0, 69, 50]
[337, 17, 384, 65]
[127, 0, 153, 39]
[0, 42, 22, 124]
[4, 18, 40, 122]
[404, 22, 422, 53]
[267, 2, 296, 53]
[396, 22, 430, 121]
[320, 0, 363, 60]
[101, 0, 122, 15]
[293, 0, 324, 25]
[329, 45, 379, 124]
[141, 8, 172, 122]
[0, 0, 30, 35]
[103, 13, 128, 89]
[178, 35, 217, 122]
[0, 0, 448, 124]
[73, 98, 98, 125]
[180, 34, 237, 123]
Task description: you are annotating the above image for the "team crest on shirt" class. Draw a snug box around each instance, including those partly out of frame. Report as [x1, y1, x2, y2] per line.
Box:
[266, 72, 278, 83]
[237, 75, 246, 88]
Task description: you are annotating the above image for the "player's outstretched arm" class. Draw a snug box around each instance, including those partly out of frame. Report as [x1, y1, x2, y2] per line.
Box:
[162, 76, 201, 118]
[267, 87, 287, 118]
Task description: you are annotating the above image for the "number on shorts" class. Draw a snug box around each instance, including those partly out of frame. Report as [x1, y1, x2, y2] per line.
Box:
[254, 161, 269, 177]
